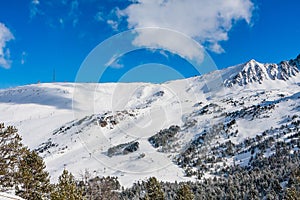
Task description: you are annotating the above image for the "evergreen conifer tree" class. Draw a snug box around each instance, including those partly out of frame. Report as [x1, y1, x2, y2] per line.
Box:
[176, 184, 194, 200]
[0, 124, 26, 191]
[286, 168, 300, 200]
[51, 169, 83, 200]
[15, 150, 52, 199]
[146, 177, 164, 200]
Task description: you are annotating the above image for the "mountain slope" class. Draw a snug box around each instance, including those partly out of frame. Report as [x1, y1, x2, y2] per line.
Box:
[0, 55, 299, 187]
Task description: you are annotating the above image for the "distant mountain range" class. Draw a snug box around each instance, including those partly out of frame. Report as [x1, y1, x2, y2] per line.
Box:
[0, 54, 299, 187]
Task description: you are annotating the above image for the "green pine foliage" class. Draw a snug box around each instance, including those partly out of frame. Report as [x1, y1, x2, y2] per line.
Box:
[0, 123, 51, 198]
[15, 149, 52, 200]
[0, 124, 27, 191]
[286, 168, 300, 200]
[176, 184, 194, 200]
[51, 169, 83, 200]
[146, 177, 164, 200]
[286, 187, 300, 200]
[79, 171, 120, 200]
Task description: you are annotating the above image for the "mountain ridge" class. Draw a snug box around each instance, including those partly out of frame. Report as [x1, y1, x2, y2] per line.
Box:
[224, 55, 300, 87]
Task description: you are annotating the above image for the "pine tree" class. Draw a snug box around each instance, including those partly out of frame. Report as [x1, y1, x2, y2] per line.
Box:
[15, 150, 52, 200]
[81, 175, 120, 200]
[286, 187, 300, 200]
[0, 124, 26, 191]
[51, 169, 83, 200]
[146, 177, 164, 200]
[286, 168, 300, 200]
[176, 184, 194, 200]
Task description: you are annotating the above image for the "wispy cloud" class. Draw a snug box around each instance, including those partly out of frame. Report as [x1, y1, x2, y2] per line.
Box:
[105, 7, 124, 32]
[107, 20, 119, 31]
[29, 0, 127, 31]
[68, 0, 80, 27]
[110, 61, 124, 69]
[104, 54, 124, 69]
[32, 0, 39, 4]
[21, 51, 27, 65]
[0, 23, 14, 69]
[30, 0, 42, 19]
[29, 0, 80, 27]
[158, 50, 169, 59]
[94, 11, 104, 22]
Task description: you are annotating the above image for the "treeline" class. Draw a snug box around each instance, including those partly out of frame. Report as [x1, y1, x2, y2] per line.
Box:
[121, 146, 300, 199]
[1, 123, 300, 199]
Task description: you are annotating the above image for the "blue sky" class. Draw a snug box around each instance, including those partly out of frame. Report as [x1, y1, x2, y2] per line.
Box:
[0, 0, 299, 88]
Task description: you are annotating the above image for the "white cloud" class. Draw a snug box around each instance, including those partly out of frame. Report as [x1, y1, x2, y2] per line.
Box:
[107, 20, 120, 31]
[59, 18, 64, 26]
[158, 50, 169, 59]
[30, 0, 80, 27]
[0, 23, 14, 69]
[209, 43, 225, 54]
[69, 0, 80, 27]
[95, 11, 104, 22]
[121, 0, 254, 58]
[30, 0, 41, 19]
[110, 61, 124, 69]
[106, 7, 124, 31]
[32, 0, 39, 5]
[132, 28, 205, 64]
[104, 54, 124, 69]
[21, 51, 27, 65]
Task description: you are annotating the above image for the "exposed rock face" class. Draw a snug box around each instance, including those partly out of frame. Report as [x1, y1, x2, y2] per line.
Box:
[107, 141, 139, 157]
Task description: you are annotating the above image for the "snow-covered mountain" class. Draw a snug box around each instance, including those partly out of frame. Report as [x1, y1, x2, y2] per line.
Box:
[0, 55, 299, 187]
[224, 55, 300, 87]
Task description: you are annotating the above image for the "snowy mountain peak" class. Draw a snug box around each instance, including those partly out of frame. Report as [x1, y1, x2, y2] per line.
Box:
[224, 55, 300, 87]
[243, 59, 263, 71]
[247, 58, 259, 64]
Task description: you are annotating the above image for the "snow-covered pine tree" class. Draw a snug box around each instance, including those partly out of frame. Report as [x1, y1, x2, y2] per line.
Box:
[286, 168, 300, 199]
[51, 169, 83, 200]
[15, 149, 52, 199]
[0, 124, 26, 191]
[176, 184, 194, 200]
[146, 177, 164, 200]
[80, 175, 120, 199]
